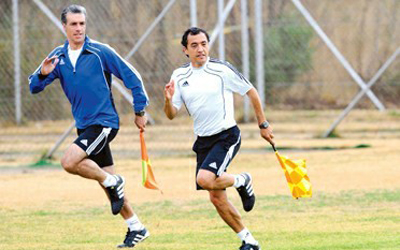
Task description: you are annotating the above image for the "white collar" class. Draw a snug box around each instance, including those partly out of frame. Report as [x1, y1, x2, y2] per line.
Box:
[191, 57, 210, 71]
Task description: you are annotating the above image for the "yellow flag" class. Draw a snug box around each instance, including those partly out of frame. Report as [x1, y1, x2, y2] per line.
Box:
[140, 131, 162, 192]
[275, 150, 312, 199]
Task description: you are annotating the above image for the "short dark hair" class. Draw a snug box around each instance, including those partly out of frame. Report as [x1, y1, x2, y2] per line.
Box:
[181, 27, 210, 48]
[61, 4, 87, 24]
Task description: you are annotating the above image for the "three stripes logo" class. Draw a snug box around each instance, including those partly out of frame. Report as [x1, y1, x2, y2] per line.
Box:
[243, 173, 254, 196]
[131, 233, 145, 244]
[116, 176, 125, 199]
[182, 81, 189, 87]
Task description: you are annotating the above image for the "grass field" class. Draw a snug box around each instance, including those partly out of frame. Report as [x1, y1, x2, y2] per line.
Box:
[1, 110, 399, 249]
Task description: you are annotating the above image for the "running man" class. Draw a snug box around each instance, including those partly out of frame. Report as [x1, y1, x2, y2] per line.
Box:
[163, 27, 275, 250]
[29, 5, 149, 248]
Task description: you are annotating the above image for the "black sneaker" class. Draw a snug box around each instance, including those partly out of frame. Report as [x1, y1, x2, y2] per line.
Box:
[117, 228, 150, 248]
[236, 173, 255, 212]
[106, 175, 125, 215]
[239, 241, 261, 250]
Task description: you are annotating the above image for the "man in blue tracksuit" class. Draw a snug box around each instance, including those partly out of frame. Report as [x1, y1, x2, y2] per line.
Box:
[29, 5, 149, 248]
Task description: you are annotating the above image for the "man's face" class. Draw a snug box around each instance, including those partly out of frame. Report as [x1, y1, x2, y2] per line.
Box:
[63, 13, 86, 46]
[184, 32, 209, 68]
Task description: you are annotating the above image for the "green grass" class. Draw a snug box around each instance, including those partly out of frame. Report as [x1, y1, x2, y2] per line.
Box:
[388, 110, 400, 118]
[265, 144, 371, 152]
[1, 189, 399, 250]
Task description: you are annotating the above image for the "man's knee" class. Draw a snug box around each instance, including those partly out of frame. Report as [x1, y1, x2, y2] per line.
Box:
[197, 175, 214, 190]
[61, 144, 87, 174]
[61, 155, 79, 174]
[61, 155, 78, 174]
[197, 169, 217, 190]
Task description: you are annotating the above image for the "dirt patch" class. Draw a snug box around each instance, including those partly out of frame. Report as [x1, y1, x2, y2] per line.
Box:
[1, 138, 399, 211]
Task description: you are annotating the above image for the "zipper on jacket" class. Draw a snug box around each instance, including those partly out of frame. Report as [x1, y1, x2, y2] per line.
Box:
[73, 55, 79, 73]
[71, 47, 83, 73]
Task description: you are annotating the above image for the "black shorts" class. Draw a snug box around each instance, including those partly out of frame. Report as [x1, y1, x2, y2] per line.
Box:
[192, 126, 241, 190]
[74, 125, 118, 168]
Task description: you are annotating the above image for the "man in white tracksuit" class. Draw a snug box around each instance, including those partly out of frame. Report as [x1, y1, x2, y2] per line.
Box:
[163, 27, 275, 250]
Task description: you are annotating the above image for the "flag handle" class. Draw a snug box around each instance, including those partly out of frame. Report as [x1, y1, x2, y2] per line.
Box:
[270, 143, 277, 152]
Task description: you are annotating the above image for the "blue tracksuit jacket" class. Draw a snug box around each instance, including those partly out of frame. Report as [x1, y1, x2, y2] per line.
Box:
[29, 36, 149, 129]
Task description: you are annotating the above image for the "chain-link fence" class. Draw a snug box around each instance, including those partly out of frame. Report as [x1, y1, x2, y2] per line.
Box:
[0, 0, 399, 166]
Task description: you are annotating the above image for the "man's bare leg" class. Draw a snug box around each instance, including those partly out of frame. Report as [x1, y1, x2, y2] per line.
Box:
[61, 143, 107, 182]
[101, 166, 150, 248]
[209, 190, 244, 233]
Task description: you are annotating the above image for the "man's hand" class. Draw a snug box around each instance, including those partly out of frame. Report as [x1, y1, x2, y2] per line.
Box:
[164, 79, 175, 101]
[40, 55, 59, 76]
[163, 79, 177, 120]
[260, 125, 275, 146]
[135, 115, 147, 132]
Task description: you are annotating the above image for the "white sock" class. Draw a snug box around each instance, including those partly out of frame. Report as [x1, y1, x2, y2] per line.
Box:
[101, 174, 117, 188]
[126, 214, 145, 231]
[237, 228, 258, 245]
[233, 174, 246, 188]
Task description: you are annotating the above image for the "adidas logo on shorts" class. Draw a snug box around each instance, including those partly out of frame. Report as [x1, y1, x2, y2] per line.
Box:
[80, 139, 88, 146]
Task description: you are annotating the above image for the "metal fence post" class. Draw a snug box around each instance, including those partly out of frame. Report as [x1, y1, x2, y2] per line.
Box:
[241, 0, 250, 123]
[190, 0, 197, 27]
[209, 0, 236, 48]
[218, 0, 226, 60]
[255, 0, 265, 106]
[13, 0, 21, 125]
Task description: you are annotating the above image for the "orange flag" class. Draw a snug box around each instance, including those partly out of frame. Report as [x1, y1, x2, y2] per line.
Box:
[140, 131, 162, 192]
